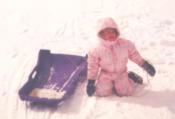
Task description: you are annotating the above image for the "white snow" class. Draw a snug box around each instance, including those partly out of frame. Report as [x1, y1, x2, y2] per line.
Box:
[1, 0, 175, 119]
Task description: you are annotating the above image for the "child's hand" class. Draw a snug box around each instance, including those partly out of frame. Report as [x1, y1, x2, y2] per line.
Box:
[86, 80, 96, 96]
[142, 60, 156, 76]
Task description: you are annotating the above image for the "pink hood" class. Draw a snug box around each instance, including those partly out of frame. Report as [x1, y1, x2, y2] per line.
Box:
[96, 17, 120, 47]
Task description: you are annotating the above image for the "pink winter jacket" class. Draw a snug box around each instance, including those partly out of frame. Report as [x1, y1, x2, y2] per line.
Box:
[88, 17, 145, 80]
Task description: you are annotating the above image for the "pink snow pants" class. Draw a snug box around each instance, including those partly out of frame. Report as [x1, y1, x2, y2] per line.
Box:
[95, 70, 136, 97]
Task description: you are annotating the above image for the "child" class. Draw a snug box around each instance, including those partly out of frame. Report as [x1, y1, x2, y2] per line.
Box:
[86, 17, 156, 97]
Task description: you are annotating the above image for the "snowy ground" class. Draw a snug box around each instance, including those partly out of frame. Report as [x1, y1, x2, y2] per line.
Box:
[1, 0, 175, 119]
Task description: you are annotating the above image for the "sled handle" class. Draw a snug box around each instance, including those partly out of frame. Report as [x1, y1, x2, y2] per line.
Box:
[28, 49, 49, 81]
[29, 66, 38, 81]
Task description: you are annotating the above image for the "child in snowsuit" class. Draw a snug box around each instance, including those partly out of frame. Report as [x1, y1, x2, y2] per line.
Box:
[86, 17, 156, 97]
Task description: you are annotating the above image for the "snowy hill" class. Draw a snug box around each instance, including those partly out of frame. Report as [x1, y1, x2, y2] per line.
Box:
[1, 0, 175, 119]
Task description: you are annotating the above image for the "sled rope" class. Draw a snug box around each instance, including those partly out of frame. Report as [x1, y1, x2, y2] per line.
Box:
[133, 70, 152, 97]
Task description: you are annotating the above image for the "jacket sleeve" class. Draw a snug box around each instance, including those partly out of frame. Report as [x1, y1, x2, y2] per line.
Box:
[87, 48, 100, 80]
[128, 41, 144, 66]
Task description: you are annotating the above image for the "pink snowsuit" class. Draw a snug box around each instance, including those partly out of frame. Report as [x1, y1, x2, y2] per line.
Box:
[87, 17, 145, 97]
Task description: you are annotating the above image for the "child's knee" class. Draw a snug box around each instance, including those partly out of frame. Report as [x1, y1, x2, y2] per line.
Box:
[114, 81, 135, 96]
[95, 89, 113, 97]
[95, 84, 113, 97]
[114, 89, 133, 97]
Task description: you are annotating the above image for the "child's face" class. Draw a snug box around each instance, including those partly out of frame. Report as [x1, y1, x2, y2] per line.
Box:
[99, 28, 119, 41]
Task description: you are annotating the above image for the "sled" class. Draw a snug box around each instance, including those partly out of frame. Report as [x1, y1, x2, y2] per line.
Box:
[19, 49, 87, 106]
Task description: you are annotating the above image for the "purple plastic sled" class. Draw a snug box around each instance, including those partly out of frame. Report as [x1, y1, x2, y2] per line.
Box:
[19, 49, 87, 106]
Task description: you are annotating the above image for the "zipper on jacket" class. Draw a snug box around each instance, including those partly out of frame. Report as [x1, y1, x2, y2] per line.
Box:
[110, 45, 117, 72]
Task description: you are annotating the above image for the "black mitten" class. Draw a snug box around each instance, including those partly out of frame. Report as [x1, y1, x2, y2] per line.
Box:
[86, 80, 96, 96]
[142, 60, 156, 76]
[128, 71, 143, 84]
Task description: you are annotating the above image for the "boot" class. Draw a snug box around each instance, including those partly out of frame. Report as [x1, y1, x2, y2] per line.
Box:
[128, 71, 143, 84]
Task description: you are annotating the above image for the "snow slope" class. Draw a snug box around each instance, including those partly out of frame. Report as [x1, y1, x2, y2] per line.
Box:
[1, 0, 175, 119]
